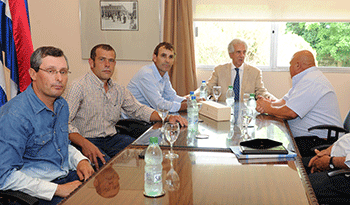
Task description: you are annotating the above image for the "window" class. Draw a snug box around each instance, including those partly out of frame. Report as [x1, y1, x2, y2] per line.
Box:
[194, 21, 350, 71]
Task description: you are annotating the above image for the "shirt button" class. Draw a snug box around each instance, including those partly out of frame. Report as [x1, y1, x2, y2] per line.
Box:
[52, 114, 54, 117]
[42, 141, 45, 144]
[58, 149, 61, 152]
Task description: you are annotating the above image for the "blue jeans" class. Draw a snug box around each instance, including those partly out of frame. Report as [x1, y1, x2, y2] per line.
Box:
[87, 133, 135, 159]
[37, 171, 80, 205]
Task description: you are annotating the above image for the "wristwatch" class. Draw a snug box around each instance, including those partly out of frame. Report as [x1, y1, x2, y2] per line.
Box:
[329, 156, 335, 170]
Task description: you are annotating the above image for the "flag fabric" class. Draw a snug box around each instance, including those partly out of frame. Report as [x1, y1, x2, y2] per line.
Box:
[0, 0, 33, 107]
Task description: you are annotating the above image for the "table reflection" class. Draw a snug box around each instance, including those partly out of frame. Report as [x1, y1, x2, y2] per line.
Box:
[61, 148, 310, 205]
[93, 164, 120, 198]
[133, 111, 295, 152]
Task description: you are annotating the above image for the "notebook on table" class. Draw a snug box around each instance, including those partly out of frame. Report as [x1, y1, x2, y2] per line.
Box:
[239, 138, 288, 154]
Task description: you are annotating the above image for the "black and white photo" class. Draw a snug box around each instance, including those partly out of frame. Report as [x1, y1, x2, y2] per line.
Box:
[100, 1, 138, 31]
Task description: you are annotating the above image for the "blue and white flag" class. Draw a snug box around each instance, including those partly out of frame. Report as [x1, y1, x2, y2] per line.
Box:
[0, 0, 33, 107]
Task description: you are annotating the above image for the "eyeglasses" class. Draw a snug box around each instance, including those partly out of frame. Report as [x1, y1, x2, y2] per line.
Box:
[38, 68, 71, 76]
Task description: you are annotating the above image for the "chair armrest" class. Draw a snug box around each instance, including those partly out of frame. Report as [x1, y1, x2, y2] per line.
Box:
[116, 119, 151, 127]
[116, 119, 153, 139]
[308, 125, 347, 133]
[308, 125, 347, 142]
[327, 168, 350, 177]
[0, 190, 39, 205]
[310, 144, 332, 152]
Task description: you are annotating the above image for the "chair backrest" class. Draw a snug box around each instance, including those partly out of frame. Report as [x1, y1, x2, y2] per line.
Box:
[343, 110, 350, 133]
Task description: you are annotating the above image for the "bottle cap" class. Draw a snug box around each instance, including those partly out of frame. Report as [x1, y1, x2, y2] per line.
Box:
[250, 93, 255, 98]
[202, 80, 206, 83]
[190, 91, 194, 95]
[228, 85, 233, 89]
[150, 137, 158, 144]
[191, 96, 196, 100]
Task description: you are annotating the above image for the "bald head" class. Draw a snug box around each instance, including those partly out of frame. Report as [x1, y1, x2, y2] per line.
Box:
[289, 50, 316, 78]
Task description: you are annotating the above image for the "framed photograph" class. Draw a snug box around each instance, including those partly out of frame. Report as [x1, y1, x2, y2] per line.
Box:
[80, 0, 161, 60]
[100, 1, 138, 31]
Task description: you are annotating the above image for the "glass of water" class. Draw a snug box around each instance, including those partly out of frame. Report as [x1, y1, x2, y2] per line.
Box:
[164, 122, 180, 159]
[213, 86, 222, 102]
[157, 102, 170, 132]
[243, 93, 250, 107]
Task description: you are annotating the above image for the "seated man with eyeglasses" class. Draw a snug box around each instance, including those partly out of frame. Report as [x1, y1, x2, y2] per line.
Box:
[0, 46, 94, 204]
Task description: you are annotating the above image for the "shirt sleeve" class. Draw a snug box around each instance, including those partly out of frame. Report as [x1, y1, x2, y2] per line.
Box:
[205, 66, 220, 97]
[253, 69, 276, 100]
[65, 82, 83, 134]
[121, 87, 154, 122]
[1, 170, 58, 200]
[331, 134, 350, 168]
[134, 72, 184, 112]
[284, 79, 326, 118]
[68, 144, 89, 170]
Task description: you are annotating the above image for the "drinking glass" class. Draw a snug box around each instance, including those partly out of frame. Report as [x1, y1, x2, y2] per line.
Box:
[164, 122, 180, 159]
[243, 93, 250, 107]
[212, 86, 222, 102]
[157, 102, 169, 132]
[165, 157, 180, 191]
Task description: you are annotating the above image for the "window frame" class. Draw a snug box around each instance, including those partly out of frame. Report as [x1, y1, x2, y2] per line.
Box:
[194, 21, 350, 73]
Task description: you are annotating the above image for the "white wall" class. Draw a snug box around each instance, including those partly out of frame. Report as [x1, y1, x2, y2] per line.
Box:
[24, 0, 350, 120]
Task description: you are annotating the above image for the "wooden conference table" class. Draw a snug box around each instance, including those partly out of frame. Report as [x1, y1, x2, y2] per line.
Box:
[60, 107, 318, 205]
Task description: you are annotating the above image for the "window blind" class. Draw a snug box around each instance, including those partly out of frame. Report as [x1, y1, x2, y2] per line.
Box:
[193, 0, 350, 21]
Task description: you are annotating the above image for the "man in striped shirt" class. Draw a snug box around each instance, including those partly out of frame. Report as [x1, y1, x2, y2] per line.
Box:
[66, 44, 187, 170]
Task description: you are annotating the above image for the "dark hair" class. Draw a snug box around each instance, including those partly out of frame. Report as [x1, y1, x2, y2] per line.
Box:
[153, 42, 175, 56]
[30, 46, 68, 72]
[90, 44, 116, 60]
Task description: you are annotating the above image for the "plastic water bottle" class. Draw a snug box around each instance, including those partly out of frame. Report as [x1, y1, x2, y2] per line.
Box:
[247, 93, 256, 111]
[187, 96, 199, 134]
[199, 80, 207, 99]
[144, 137, 163, 197]
[187, 91, 195, 108]
[225, 86, 235, 113]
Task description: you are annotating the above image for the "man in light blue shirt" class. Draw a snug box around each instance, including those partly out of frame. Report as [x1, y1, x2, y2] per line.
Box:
[256, 50, 342, 155]
[0, 46, 94, 204]
[127, 42, 187, 112]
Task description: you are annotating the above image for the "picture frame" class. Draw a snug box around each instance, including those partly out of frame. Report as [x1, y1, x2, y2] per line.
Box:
[80, 0, 161, 60]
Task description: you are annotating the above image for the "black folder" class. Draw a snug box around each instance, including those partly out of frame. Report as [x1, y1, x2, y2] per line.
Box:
[239, 138, 288, 154]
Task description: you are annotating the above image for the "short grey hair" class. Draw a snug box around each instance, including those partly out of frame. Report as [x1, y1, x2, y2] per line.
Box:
[30, 46, 68, 72]
[227, 39, 248, 54]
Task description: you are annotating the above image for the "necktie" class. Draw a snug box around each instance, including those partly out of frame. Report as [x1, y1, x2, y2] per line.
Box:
[234, 68, 240, 102]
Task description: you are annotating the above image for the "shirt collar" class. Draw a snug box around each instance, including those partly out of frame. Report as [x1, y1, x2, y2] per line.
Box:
[231, 62, 244, 71]
[292, 66, 317, 86]
[151, 62, 169, 82]
[26, 84, 65, 115]
[88, 70, 114, 89]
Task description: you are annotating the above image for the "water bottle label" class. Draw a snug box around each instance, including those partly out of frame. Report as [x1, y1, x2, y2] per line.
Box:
[145, 172, 162, 183]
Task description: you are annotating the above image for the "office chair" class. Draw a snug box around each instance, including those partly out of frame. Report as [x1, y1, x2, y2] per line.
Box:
[115, 119, 153, 139]
[295, 110, 350, 157]
[0, 190, 39, 205]
[314, 168, 350, 204]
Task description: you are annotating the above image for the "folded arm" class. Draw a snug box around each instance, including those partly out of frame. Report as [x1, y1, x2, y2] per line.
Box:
[256, 97, 297, 120]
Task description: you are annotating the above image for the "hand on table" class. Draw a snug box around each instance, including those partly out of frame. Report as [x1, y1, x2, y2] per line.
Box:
[168, 115, 188, 127]
[76, 159, 95, 181]
[55, 181, 82, 198]
[81, 139, 106, 170]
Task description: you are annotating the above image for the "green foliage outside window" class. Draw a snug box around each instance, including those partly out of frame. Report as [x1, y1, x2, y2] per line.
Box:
[286, 22, 350, 67]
